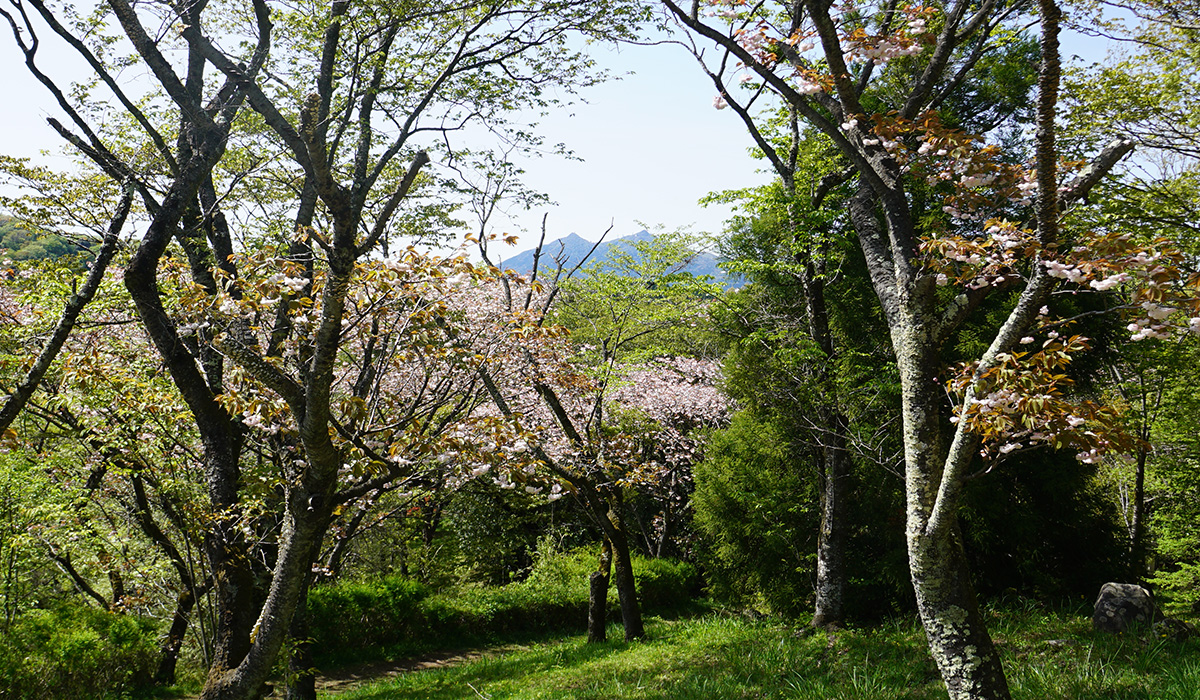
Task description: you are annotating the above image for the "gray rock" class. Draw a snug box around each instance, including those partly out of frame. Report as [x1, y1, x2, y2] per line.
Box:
[1092, 582, 1163, 633]
[1153, 617, 1198, 642]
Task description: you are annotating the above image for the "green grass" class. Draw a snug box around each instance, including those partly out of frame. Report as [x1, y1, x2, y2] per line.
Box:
[337, 606, 1200, 700]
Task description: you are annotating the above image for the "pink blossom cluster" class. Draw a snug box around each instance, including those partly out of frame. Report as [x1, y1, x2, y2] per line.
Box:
[701, 1, 937, 107]
[841, 36, 922, 65]
[1036, 237, 1200, 342]
[703, 0, 746, 21]
[949, 334, 1127, 465]
[921, 217, 1037, 291]
[607, 357, 731, 501]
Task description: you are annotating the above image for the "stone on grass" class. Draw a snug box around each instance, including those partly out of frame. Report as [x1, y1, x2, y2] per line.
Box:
[1092, 582, 1163, 634]
[1152, 617, 1198, 643]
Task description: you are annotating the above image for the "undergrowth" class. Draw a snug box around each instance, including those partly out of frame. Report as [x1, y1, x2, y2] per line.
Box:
[0, 603, 159, 700]
[307, 546, 703, 667]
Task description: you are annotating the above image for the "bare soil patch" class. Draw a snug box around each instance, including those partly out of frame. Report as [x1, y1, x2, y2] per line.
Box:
[314, 646, 516, 694]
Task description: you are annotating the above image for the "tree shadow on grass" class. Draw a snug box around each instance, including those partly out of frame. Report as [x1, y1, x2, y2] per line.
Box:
[338, 629, 635, 699]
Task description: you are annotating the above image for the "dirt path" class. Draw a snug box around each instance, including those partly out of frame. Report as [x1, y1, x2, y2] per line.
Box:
[314, 646, 515, 695]
[180, 645, 522, 698]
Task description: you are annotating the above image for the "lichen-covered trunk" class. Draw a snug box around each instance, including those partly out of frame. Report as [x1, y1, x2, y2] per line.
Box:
[909, 522, 1010, 700]
[897, 337, 1011, 700]
[812, 409, 850, 629]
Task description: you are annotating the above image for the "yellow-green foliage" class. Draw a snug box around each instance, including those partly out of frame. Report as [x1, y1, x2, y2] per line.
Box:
[0, 603, 159, 700]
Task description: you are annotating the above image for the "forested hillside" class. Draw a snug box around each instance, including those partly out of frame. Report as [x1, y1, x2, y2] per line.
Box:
[0, 216, 90, 261]
[1, 1, 1198, 700]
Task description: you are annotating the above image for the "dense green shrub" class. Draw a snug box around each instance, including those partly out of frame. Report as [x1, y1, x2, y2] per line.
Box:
[307, 576, 430, 654]
[960, 449, 1125, 600]
[1148, 453, 1200, 613]
[0, 603, 158, 700]
[694, 403, 1126, 621]
[307, 545, 701, 665]
[633, 556, 704, 611]
[692, 411, 819, 617]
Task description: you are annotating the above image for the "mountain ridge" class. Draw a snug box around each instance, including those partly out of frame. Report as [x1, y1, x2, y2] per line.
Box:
[494, 229, 736, 289]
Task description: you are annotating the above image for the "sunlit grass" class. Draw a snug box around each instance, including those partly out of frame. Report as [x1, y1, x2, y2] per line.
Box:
[338, 606, 1200, 700]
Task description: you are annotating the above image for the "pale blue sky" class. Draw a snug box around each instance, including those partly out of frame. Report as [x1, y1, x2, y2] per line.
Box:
[1, 17, 1114, 248]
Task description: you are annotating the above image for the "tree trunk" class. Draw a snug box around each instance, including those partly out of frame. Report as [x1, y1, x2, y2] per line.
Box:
[795, 203, 851, 631]
[909, 523, 1010, 700]
[199, 500, 334, 700]
[655, 469, 678, 558]
[898, 341, 1011, 700]
[286, 576, 317, 700]
[1129, 444, 1148, 582]
[155, 588, 195, 686]
[607, 507, 644, 640]
[587, 538, 612, 643]
[202, 521, 265, 697]
[811, 409, 850, 629]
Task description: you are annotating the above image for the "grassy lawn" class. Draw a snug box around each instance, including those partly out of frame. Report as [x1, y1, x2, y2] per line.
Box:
[337, 607, 1200, 700]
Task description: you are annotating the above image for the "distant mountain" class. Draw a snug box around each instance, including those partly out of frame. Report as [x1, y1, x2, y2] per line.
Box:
[496, 230, 739, 289]
[497, 232, 600, 276]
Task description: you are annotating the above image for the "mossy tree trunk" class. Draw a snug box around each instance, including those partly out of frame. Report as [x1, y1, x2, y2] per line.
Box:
[607, 503, 644, 640]
[587, 538, 613, 643]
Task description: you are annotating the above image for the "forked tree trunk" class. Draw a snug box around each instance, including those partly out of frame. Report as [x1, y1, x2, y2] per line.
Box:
[587, 538, 613, 643]
[201, 521, 272, 699]
[200, 495, 336, 700]
[897, 338, 1011, 700]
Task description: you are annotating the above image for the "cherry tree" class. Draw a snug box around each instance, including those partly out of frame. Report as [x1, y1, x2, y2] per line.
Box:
[0, 183, 132, 442]
[2, 1, 646, 698]
[662, 0, 1200, 697]
[460, 231, 728, 642]
[610, 357, 732, 558]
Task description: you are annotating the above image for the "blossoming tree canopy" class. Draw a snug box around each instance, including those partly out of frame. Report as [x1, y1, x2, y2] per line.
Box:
[670, 0, 1200, 464]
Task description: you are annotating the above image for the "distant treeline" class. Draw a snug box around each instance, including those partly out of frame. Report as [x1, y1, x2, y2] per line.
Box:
[0, 216, 96, 261]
